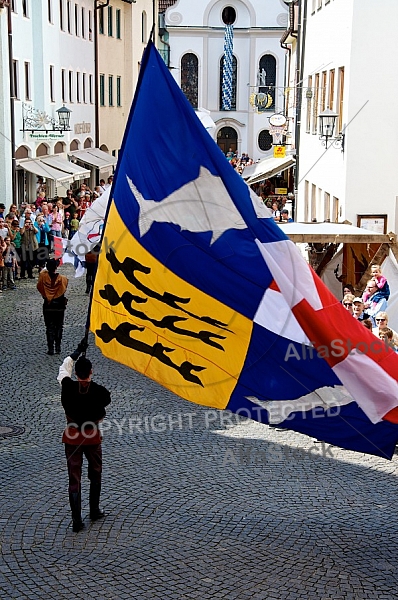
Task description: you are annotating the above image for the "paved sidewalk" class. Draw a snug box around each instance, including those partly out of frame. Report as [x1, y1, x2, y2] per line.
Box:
[1, 266, 398, 599]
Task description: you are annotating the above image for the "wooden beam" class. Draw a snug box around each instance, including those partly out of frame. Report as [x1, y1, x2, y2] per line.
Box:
[285, 233, 392, 244]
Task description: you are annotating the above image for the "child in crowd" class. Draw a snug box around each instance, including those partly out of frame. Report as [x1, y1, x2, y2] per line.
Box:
[379, 328, 398, 352]
[69, 214, 80, 239]
[362, 264, 390, 302]
[63, 212, 71, 239]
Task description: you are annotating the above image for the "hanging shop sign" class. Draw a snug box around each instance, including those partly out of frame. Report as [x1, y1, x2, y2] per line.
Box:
[273, 145, 286, 158]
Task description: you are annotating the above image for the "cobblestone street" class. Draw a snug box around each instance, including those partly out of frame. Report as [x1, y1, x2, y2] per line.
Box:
[1, 265, 398, 599]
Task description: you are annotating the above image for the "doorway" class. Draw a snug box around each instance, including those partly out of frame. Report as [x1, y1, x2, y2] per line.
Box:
[217, 126, 238, 155]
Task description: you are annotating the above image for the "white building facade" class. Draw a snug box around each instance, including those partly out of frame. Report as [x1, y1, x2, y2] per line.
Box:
[5, 0, 98, 205]
[297, 0, 398, 234]
[165, 0, 289, 160]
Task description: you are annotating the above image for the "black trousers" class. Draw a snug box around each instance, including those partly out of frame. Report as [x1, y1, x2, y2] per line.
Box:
[64, 443, 102, 494]
[43, 307, 65, 350]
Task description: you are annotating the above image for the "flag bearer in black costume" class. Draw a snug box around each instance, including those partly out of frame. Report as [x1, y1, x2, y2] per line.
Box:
[57, 340, 111, 532]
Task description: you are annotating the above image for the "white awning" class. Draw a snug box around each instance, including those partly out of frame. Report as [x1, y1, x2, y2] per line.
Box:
[68, 148, 117, 169]
[40, 155, 90, 181]
[244, 156, 295, 184]
[16, 158, 73, 183]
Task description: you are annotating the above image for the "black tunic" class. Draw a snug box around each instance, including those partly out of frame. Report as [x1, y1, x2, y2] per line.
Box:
[61, 378, 111, 427]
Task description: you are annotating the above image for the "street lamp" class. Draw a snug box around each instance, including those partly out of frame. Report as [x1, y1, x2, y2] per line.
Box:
[318, 108, 345, 151]
[56, 105, 72, 131]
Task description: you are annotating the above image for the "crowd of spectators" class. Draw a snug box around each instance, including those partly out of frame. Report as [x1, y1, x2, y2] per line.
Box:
[342, 264, 397, 352]
[0, 175, 113, 293]
[225, 149, 294, 221]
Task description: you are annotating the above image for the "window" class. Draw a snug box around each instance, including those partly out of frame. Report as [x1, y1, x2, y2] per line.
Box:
[24, 62, 31, 100]
[311, 0, 316, 14]
[259, 54, 276, 110]
[22, 0, 28, 17]
[50, 65, 55, 102]
[75, 3, 79, 36]
[12, 60, 19, 99]
[337, 67, 345, 133]
[324, 192, 330, 221]
[328, 69, 335, 110]
[141, 11, 147, 42]
[59, 0, 64, 29]
[81, 8, 85, 38]
[88, 10, 92, 40]
[10, 0, 16, 12]
[67, 0, 71, 33]
[258, 130, 273, 151]
[312, 73, 320, 133]
[68, 70, 73, 102]
[100, 74, 105, 106]
[98, 7, 104, 34]
[108, 6, 113, 36]
[181, 53, 198, 109]
[116, 76, 121, 106]
[332, 197, 339, 222]
[82, 73, 86, 103]
[48, 0, 53, 22]
[321, 71, 327, 112]
[317, 0, 322, 8]
[306, 75, 312, 133]
[76, 72, 80, 103]
[304, 181, 309, 222]
[219, 55, 237, 110]
[61, 69, 66, 102]
[222, 6, 236, 24]
[311, 184, 316, 221]
[116, 9, 121, 39]
[89, 74, 93, 103]
[108, 75, 113, 106]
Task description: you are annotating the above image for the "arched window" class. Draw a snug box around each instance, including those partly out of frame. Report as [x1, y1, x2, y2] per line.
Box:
[181, 53, 198, 109]
[36, 143, 49, 157]
[15, 145, 30, 159]
[258, 130, 273, 151]
[70, 139, 80, 151]
[84, 137, 93, 148]
[100, 144, 109, 152]
[54, 142, 66, 154]
[259, 54, 276, 110]
[219, 55, 237, 110]
[141, 11, 147, 43]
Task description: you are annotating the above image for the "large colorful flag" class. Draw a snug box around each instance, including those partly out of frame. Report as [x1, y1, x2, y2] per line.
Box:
[90, 42, 398, 459]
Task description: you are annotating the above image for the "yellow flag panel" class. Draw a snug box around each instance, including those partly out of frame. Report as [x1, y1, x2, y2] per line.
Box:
[90, 204, 252, 408]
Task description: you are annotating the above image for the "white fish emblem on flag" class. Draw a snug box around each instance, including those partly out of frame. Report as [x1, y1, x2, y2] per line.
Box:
[127, 166, 269, 244]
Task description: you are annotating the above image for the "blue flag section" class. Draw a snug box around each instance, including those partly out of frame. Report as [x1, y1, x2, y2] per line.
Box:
[90, 41, 398, 459]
